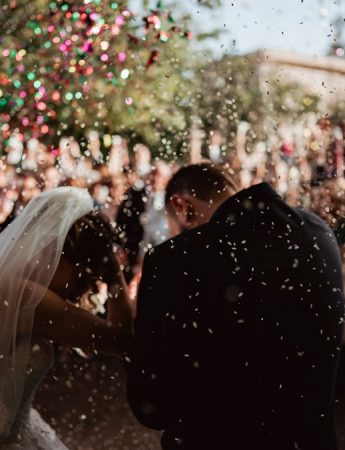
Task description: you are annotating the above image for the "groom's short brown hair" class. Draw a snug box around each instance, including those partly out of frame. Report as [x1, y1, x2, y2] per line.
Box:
[165, 163, 237, 212]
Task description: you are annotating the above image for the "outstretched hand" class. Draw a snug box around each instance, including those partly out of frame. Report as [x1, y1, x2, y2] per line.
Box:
[128, 272, 142, 318]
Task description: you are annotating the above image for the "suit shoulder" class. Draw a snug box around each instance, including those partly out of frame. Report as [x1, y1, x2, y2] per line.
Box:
[294, 208, 339, 246]
[145, 222, 212, 260]
[296, 208, 330, 230]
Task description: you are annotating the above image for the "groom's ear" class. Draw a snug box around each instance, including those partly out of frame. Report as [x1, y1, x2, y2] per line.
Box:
[170, 194, 185, 214]
[170, 194, 195, 229]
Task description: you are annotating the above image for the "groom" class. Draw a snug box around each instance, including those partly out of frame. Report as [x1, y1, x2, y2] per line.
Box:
[127, 163, 344, 450]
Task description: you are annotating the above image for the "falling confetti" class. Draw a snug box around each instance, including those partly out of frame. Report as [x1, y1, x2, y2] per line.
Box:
[0, 0, 191, 146]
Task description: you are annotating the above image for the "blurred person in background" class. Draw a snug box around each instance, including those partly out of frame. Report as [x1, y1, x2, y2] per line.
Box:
[75, 156, 101, 184]
[14, 173, 41, 215]
[114, 169, 148, 282]
[62, 176, 88, 189]
[43, 166, 62, 191]
[0, 165, 20, 230]
[96, 162, 111, 179]
[132, 143, 152, 180]
[90, 181, 110, 210]
[140, 161, 172, 254]
[0, 193, 16, 232]
[101, 173, 129, 222]
[58, 137, 79, 178]
[108, 135, 129, 176]
[309, 177, 345, 450]
[125, 161, 172, 308]
[114, 144, 153, 281]
[21, 138, 40, 172]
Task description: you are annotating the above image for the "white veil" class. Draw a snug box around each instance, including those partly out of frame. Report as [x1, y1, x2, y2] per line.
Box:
[0, 187, 93, 437]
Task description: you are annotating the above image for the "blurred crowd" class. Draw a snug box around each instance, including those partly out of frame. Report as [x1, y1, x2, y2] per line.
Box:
[0, 134, 173, 285]
[1, 119, 345, 292]
[2, 120, 345, 450]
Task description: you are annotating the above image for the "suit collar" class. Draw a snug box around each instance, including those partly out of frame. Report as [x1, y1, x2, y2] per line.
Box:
[211, 183, 281, 224]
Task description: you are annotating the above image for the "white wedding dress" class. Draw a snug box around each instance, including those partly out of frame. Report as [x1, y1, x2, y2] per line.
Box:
[0, 188, 94, 450]
[0, 339, 68, 449]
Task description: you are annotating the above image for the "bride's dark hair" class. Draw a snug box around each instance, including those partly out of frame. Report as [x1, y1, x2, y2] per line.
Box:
[63, 211, 118, 286]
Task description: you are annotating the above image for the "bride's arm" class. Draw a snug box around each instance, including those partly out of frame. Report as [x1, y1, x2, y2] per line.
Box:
[33, 285, 132, 356]
[107, 270, 134, 331]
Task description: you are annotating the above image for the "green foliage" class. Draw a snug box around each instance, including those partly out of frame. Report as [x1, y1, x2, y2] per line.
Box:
[193, 52, 321, 153]
[0, 0, 324, 160]
[0, 0, 194, 156]
[194, 54, 264, 151]
[265, 79, 320, 116]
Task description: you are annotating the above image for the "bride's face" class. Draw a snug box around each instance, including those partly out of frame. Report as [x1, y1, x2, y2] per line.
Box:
[49, 256, 96, 301]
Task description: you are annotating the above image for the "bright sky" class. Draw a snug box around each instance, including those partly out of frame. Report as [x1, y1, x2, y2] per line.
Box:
[199, 0, 344, 57]
[131, 0, 345, 57]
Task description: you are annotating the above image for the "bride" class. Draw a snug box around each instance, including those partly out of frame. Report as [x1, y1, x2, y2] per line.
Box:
[0, 187, 132, 449]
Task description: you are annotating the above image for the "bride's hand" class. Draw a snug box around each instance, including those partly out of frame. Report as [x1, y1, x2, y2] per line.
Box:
[107, 268, 133, 334]
[128, 272, 142, 318]
[115, 246, 129, 269]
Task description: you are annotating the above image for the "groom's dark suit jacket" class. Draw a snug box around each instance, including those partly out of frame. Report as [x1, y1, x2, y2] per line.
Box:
[127, 183, 344, 450]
